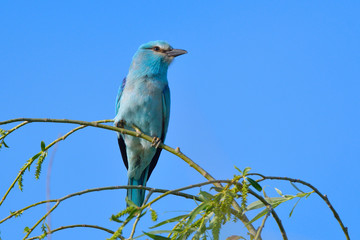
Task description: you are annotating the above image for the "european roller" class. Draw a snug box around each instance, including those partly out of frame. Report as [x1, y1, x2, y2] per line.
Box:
[114, 41, 187, 206]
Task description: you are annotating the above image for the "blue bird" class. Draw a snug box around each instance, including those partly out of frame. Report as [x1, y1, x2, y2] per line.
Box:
[114, 41, 187, 206]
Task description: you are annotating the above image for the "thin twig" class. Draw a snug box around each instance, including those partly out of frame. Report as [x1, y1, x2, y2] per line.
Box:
[46, 135, 60, 240]
[0, 199, 57, 224]
[0, 121, 29, 141]
[26, 224, 117, 240]
[7, 180, 279, 239]
[0, 120, 112, 206]
[23, 202, 60, 239]
[0, 117, 259, 237]
[234, 182, 288, 240]
[248, 173, 350, 240]
[254, 205, 272, 240]
[1, 185, 199, 225]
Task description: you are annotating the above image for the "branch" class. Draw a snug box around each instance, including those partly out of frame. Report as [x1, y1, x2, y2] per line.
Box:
[237, 183, 287, 240]
[5, 180, 284, 239]
[0, 121, 29, 141]
[23, 202, 60, 239]
[0, 118, 259, 237]
[0, 119, 113, 206]
[254, 205, 272, 240]
[248, 173, 350, 240]
[26, 224, 118, 240]
[1, 185, 199, 225]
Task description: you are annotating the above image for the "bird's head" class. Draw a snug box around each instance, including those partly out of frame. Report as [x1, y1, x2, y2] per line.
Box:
[129, 40, 187, 77]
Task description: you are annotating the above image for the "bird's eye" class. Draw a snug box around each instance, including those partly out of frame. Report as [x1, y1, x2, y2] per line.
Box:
[153, 46, 160, 51]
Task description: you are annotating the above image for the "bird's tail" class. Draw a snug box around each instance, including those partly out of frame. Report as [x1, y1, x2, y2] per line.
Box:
[127, 167, 149, 207]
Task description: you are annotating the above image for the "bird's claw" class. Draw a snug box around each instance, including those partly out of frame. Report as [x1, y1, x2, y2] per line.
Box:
[116, 120, 127, 128]
[132, 124, 143, 137]
[151, 137, 162, 148]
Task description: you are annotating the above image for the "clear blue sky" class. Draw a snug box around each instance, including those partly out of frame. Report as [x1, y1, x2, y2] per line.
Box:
[1, 1, 359, 239]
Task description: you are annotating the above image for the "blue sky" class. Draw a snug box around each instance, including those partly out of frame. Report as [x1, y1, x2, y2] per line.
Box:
[1, 1, 359, 239]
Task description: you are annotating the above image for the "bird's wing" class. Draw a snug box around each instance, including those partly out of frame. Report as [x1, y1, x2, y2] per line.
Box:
[147, 85, 171, 179]
[161, 85, 171, 138]
[115, 77, 127, 115]
[116, 78, 129, 169]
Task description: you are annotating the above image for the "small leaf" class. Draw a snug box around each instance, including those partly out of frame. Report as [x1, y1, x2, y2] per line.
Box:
[143, 231, 171, 240]
[289, 197, 302, 217]
[32, 153, 41, 161]
[275, 188, 284, 197]
[210, 187, 224, 192]
[24, 226, 30, 233]
[3, 141, 9, 148]
[226, 235, 246, 240]
[290, 182, 304, 193]
[198, 190, 214, 201]
[185, 202, 210, 228]
[150, 209, 158, 221]
[125, 197, 139, 208]
[247, 177, 262, 191]
[295, 192, 308, 198]
[246, 208, 269, 225]
[133, 231, 173, 239]
[110, 215, 123, 223]
[41, 141, 46, 151]
[150, 214, 188, 229]
[234, 166, 242, 173]
[242, 167, 251, 176]
[40, 223, 48, 239]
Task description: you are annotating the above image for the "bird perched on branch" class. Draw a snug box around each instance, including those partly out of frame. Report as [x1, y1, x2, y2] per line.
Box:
[114, 41, 187, 206]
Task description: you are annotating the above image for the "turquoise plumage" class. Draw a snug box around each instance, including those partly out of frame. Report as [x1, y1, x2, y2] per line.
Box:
[114, 41, 187, 206]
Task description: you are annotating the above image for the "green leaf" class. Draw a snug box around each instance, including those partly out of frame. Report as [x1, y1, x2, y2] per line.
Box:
[24, 226, 30, 233]
[133, 230, 173, 239]
[290, 182, 304, 193]
[234, 166, 242, 174]
[242, 167, 251, 176]
[289, 197, 302, 217]
[185, 202, 210, 228]
[305, 192, 313, 198]
[40, 223, 48, 239]
[246, 200, 266, 211]
[150, 209, 158, 221]
[198, 190, 214, 201]
[41, 141, 46, 151]
[125, 197, 139, 208]
[247, 208, 269, 225]
[295, 192, 308, 198]
[150, 214, 188, 229]
[2, 141, 9, 148]
[110, 215, 123, 223]
[210, 186, 224, 192]
[275, 188, 284, 197]
[143, 231, 171, 240]
[247, 196, 293, 212]
[32, 153, 41, 161]
[247, 177, 262, 191]
[226, 236, 246, 240]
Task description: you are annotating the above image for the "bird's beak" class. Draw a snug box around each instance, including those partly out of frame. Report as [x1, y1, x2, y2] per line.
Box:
[167, 49, 188, 57]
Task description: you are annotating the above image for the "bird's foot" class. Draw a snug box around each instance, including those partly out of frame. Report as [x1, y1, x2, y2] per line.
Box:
[116, 119, 127, 128]
[131, 124, 143, 137]
[151, 137, 162, 148]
